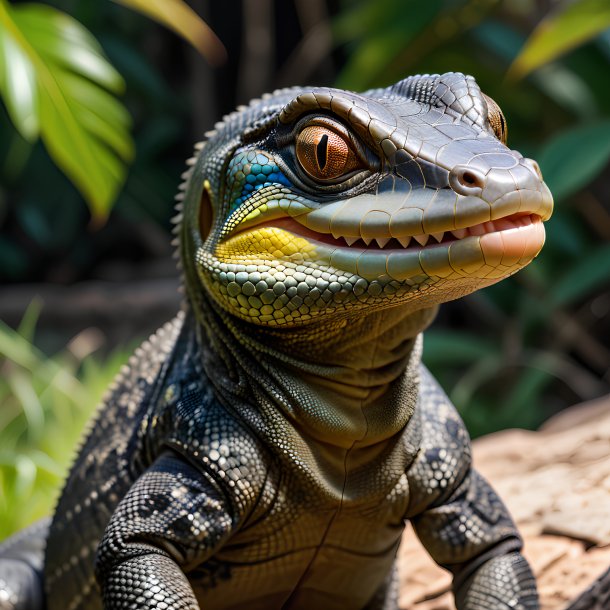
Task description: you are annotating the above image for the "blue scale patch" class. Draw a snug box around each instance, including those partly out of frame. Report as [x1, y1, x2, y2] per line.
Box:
[226, 150, 291, 214]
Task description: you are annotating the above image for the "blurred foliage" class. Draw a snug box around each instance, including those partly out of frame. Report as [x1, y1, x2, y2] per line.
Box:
[508, 0, 610, 78]
[0, 0, 133, 218]
[112, 0, 226, 66]
[0, 0, 222, 220]
[335, 0, 610, 435]
[0, 1, 195, 283]
[0, 0, 609, 536]
[0, 303, 131, 538]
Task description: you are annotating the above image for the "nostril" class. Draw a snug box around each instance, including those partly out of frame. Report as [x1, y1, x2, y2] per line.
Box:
[449, 165, 486, 194]
[460, 171, 481, 188]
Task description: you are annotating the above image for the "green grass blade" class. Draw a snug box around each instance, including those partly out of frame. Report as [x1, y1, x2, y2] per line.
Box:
[6, 370, 45, 442]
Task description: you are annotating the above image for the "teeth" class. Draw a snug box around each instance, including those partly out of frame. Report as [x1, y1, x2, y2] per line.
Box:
[413, 234, 429, 246]
[331, 230, 343, 239]
[334, 216, 534, 250]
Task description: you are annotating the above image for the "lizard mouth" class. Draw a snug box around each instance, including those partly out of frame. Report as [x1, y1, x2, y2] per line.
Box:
[220, 210, 546, 281]
[262, 212, 543, 252]
[219, 184, 552, 280]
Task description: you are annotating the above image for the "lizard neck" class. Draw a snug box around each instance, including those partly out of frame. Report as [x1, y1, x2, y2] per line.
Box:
[196, 301, 437, 448]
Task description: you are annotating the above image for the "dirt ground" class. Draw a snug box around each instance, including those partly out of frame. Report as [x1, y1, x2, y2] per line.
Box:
[398, 394, 610, 609]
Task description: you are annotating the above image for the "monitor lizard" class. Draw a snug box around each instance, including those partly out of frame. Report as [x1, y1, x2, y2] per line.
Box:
[0, 72, 553, 610]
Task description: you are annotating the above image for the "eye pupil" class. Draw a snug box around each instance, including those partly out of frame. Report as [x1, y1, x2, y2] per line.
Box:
[316, 134, 328, 170]
[295, 124, 361, 181]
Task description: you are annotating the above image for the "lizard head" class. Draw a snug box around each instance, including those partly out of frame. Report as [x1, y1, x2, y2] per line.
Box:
[179, 73, 553, 327]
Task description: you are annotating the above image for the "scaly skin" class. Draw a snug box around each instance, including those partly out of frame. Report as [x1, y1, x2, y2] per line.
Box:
[0, 73, 552, 610]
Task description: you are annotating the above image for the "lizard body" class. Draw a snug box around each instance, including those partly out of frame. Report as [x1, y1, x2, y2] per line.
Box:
[0, 73, 552, 610]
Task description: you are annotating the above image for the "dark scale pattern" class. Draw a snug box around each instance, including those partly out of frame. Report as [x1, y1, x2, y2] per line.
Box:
[43, 315, 186, 610]
[455, 552, 539, 610]
[96, 453, 235, 609]
[407, 368, 522, 569]
[103, 555, 198, 610]
[0, 72, 548, 610]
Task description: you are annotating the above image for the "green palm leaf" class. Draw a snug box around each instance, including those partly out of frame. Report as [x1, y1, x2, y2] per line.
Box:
[0, 18, 38, 140]
[0, 0, 133, 219]
[509, 0, 610, 79]
[0, 0, 224, 219]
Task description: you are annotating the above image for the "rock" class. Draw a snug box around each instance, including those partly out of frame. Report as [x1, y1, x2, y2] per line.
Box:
[398, 394, 610, 609]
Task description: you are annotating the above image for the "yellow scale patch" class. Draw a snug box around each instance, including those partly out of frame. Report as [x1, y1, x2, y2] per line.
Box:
[216, 227, 318, 263]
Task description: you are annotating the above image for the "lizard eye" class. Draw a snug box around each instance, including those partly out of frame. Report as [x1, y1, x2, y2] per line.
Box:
[483, 93, 508, 144]
[295, 125, 362, 181]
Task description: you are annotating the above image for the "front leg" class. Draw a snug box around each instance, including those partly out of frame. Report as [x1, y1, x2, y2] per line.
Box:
[454, 547, 538, 609]
[412, 467, 538, 609]
[95, 452, 234, 609]
[406, 367, 538, 609]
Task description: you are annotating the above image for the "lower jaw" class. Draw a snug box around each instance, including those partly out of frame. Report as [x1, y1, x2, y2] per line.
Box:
[215, 217, 545, 283]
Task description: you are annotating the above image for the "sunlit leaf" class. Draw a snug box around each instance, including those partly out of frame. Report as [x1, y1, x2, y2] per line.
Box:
[537, 120, 610, 202]
[474, 20, 599, 117]
[112, 0, 226, 66]
[0, 1, 135, 219]
[0, 13, 38, 140]
[509, 0, 610, 79]
[12, 5, 124, 91]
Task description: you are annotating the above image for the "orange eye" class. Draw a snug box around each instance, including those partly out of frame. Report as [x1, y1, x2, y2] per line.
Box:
[295, 125, 362, 181]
